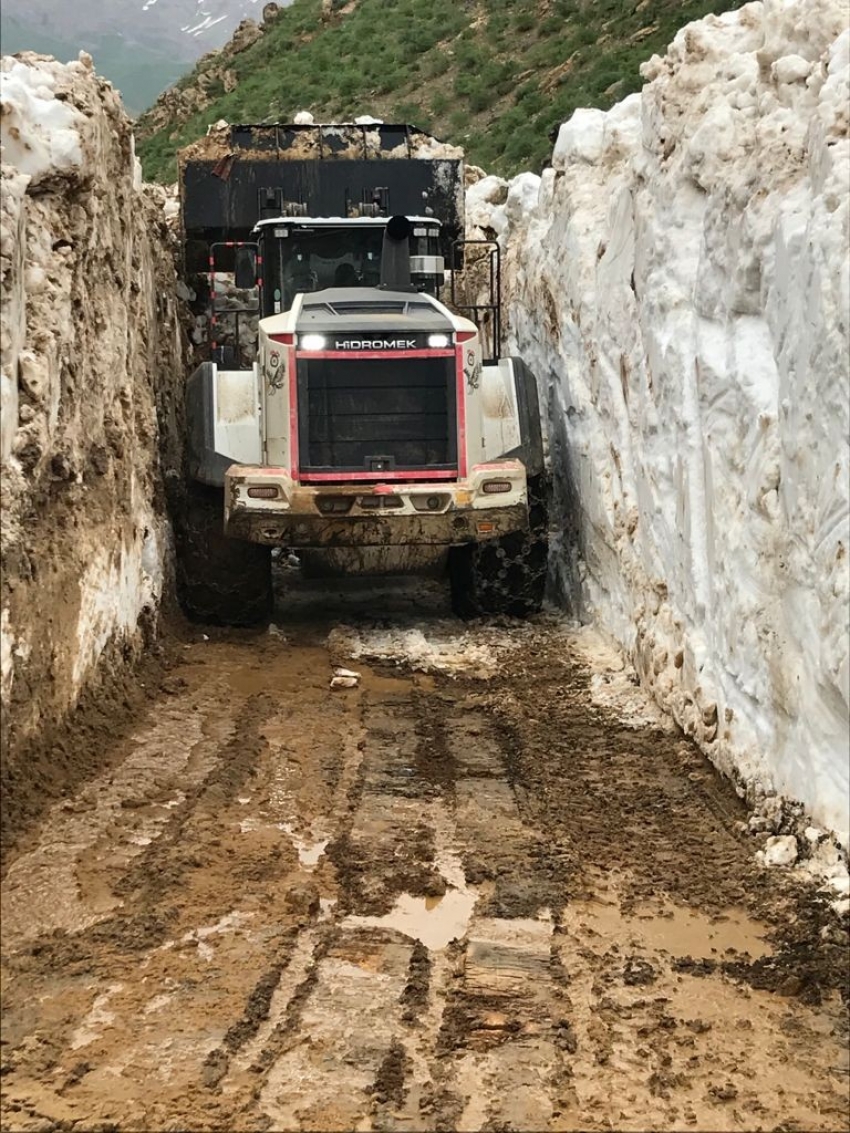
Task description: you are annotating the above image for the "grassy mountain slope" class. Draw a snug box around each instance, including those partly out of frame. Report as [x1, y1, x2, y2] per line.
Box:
[137, 0, 743, 182]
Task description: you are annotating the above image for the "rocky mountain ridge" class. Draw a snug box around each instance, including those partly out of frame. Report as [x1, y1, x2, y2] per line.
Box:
[0, 0, 290, 112]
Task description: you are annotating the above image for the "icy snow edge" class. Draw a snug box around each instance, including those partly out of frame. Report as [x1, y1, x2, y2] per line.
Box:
[472, 0, 850, 850]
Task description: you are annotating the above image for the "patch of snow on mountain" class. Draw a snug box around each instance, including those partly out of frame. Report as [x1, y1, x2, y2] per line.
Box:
[187, 13, 229, 35]
[475, 0, 850, 846]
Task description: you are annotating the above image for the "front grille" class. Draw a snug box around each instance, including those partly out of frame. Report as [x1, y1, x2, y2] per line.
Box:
[298, 356, 456, 474]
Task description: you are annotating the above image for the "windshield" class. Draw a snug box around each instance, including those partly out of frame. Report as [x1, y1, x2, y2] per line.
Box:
[271, 227, 384, 311]
[263, 224, 442, 312]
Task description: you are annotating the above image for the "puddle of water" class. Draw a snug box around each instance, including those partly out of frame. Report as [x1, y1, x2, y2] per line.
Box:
[563, 898, 772, 960]
[434, 845, 467, 891]
[299, 839, 329, 869]
[343, 887, 477, 951]
[239, 815, 329, 871]
[279, 822, 329, 869]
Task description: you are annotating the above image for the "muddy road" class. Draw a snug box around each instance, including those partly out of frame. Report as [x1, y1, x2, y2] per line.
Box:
[1, 579, 848, 1132]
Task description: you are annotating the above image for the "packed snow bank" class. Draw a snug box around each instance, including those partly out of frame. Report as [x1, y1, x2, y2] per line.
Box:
[0, 54, 184, 789]
[476, 0, 850, 846]
[0, 58, 85, 180]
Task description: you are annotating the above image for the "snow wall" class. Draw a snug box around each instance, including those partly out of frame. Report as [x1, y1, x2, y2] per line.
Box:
[471, 0, 850, 846]
[0, 54, 185, 805]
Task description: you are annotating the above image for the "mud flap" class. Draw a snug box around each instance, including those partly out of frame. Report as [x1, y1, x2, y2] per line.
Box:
[186, 362, 261, 487]
[504, 356, 545, 477]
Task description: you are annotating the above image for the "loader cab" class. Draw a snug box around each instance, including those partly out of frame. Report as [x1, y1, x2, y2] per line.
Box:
[253, 216, 445, 316]
[204, 216, 444, 369]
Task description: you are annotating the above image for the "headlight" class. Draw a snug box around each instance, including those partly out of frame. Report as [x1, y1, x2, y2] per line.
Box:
[427, 333, 451, 348]
[300, 334, 327, 351]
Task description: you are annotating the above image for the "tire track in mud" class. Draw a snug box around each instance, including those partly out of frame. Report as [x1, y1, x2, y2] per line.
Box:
[242, 630, 847, 1133]
[0, 610, 847, 1132]
[427, 704, 567, 1132]
[246, 678, 573, 1131]
[244, 680, 450, 1130]
[0, 635, 364, 1130]
[204, 672, 373, 1114]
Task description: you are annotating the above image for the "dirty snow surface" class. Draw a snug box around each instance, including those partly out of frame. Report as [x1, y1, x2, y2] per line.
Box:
[0, 52, 182, 799]
[471, 0, 850, 850]
[1, 579, 847, 1132]
[329, 621, 521, 679]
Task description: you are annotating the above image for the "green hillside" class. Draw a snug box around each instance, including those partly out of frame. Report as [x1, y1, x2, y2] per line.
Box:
[137, 0, 743, 182]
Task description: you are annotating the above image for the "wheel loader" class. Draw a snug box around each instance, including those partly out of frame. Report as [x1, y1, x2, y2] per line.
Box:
[176, 122, 547, 624]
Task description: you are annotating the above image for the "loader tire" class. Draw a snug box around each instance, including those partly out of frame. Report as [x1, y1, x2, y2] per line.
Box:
[176, 483, 272, 627]
[449, 474, 549, 619]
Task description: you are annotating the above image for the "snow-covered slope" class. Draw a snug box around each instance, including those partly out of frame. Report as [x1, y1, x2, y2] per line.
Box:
[472, 0, 850, 846]
[0, 54, 183, 767]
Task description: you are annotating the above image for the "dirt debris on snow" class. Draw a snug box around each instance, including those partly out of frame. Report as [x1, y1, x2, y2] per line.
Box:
[485, 0, 850, 847]
[0, 581, 847, 1133]
[328, 620, 519, 680]
[0, 53, 187, 864]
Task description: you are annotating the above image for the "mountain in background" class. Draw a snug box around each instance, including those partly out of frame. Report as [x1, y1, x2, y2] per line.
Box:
[136, 0, 745, 182]
[0, 0, 292, 114]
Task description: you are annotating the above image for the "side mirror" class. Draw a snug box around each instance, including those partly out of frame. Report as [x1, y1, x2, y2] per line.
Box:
[235, 246, 258, 289]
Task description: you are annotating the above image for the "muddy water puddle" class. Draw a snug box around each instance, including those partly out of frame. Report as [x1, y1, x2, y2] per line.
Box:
[565, 892, 773, 961]
[343, 887, 479, 951]
[238, 815, 330, 869]
[1, 606, 847, 1132]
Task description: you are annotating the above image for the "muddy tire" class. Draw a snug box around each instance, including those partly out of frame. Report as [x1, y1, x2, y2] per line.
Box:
[176, 483, 272, 627]
[449, 473, 549, 619]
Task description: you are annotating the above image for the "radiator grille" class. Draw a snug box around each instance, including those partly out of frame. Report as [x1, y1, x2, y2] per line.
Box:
[298, 356, 456, 474]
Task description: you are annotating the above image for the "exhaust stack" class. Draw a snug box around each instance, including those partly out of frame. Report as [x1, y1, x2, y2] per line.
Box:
[379, 215, 414, 291]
